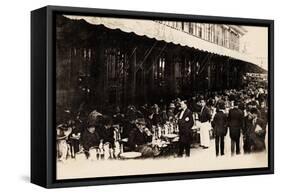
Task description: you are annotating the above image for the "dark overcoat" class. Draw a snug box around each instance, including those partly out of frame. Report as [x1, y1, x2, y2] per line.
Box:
[178, 109, 194, 143]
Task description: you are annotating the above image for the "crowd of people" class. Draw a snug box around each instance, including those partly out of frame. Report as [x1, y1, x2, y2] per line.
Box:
[57, 84, 268, 161]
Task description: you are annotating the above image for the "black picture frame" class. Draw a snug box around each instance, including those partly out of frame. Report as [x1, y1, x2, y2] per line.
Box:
[31, 5, 274, 188]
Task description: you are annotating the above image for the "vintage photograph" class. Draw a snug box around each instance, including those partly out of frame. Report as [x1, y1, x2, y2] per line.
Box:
[55, 14, 269, 180]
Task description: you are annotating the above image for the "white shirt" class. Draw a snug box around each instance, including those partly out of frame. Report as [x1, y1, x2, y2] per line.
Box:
[179, 108, 186, 119]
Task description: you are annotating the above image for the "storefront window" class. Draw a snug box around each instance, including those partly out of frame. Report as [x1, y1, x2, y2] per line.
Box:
[105, 48, 125, 81]
[155, 57, 166, 80]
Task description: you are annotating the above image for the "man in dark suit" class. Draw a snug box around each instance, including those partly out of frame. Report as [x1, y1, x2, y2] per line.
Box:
[177, 101, 194, 157]
[228, 101, 244, 155]
[259, 101, 268, 124]
[243, 106, 253, 154]
[212, 101, 228, 156]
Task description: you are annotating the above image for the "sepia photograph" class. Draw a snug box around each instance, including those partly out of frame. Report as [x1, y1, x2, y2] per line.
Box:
[55, 13, 270, 180]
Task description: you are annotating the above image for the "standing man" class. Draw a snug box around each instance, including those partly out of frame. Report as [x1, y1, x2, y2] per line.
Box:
[228, 101, 244, 155]
[177, 101, 194, 157]
[259, 101, 268, 125]
[199, 99, 212, 149]
[212, 101, 228, 156]
[243, 106, 253, 154]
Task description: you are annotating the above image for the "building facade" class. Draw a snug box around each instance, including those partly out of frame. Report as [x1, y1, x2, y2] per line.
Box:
[56, 15, 265, 113]
[157, 21, 247, 51]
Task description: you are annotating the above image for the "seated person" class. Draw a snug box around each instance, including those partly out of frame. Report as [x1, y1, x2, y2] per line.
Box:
[98, 116, 115, 146]
[122, 115, 137, 139]
[56, 122, 72, 162]
[97, 116, 117, 159]
[68, 119, 82, 159]
[128, 118, 159, 157]
[81, 123, 101, 159]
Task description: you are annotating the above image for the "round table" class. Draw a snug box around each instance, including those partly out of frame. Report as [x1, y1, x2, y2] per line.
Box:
[119, 152, 142, 159]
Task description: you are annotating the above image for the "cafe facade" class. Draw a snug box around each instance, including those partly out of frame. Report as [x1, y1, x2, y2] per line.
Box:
[56, 15, 266, 111]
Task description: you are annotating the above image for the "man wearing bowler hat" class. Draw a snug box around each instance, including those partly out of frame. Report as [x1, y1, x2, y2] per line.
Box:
[228, 100, 244, 155]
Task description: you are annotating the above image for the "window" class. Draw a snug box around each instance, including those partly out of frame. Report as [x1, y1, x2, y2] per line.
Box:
[218, 25, 223, 46]
[189, 23, 194, 34]
[182, 22, 185, 31]
[82, 48, 92, 60]
[214, 25, 219, 44]
[83, 48, 87, 59]
[222, 28, 225, 46]
[194, 23, 198, 36]
[176, 22, 182, 30]
[105, 48, 125, 80]
[229, 31, 236, 50]
[234, 34, 240, 51]
[205, 24, 208, 40]
[203, 24, 208, 40]
[198, 24, 203, 38]
[210, 24, 214, 42]
[167, 21, 173, 28]
[175, 62, 181, 78]
[155, 57, 166, 80]
[184, 22, 190, 33]
[172, 22, 178, 29]
[225, 30, 229, 48]
[207, 24, 211, 41]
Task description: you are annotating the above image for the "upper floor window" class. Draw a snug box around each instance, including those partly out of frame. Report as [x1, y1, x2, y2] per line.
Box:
[198, 24, 203, 38]
[189, 23, 194, 34]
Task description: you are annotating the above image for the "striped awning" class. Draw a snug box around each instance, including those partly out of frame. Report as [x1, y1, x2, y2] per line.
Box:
[64, 15, 261, 66]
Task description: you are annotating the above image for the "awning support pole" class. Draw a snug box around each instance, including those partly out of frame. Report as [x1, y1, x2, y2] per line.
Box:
[146, 43, 167, 73]
[136, 41, 158, 71]
[198, 53, 214, 75]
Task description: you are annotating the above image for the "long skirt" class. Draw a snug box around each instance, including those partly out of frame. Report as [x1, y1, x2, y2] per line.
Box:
[200, 122, 211, 147]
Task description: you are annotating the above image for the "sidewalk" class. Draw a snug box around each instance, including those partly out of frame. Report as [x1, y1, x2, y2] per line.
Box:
[57, 131, 268, 180]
